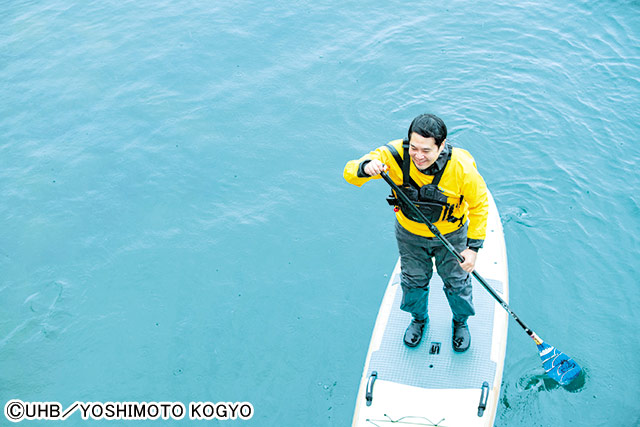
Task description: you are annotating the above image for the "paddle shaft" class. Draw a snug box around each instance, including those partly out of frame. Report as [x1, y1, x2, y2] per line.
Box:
[380, 172, 537, 339]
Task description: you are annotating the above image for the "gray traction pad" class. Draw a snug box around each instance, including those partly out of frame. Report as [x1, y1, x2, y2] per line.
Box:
[367, 273, 504, 390]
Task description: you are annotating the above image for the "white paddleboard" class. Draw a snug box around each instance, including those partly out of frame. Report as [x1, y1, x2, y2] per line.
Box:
[352, 191, 509, 427]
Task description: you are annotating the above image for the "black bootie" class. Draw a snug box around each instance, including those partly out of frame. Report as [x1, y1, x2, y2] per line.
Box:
[403, 317, 427, 347]
[452, 320, 471, 352]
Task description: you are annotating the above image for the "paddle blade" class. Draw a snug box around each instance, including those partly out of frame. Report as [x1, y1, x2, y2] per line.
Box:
[536, 341, 582, 386]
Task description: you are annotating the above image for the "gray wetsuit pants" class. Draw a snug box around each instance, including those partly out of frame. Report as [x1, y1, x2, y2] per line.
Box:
[395, 220, 475, 324]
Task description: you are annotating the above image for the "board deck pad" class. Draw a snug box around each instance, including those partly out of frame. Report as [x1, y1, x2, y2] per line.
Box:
[367, 269, 504, 390]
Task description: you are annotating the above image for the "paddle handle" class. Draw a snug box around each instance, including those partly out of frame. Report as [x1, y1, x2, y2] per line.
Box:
[380, 172, 537, 338]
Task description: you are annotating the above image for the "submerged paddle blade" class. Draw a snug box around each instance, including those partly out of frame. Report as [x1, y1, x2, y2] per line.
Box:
[536, 341, 582, 386]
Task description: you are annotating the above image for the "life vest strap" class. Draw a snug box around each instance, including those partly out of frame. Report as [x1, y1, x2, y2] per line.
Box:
[402, 138, 411, 188]
[384, 142, 462, 226]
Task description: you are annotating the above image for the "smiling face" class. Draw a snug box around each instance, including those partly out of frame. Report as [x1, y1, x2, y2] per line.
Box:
[408, 132, 445, 170]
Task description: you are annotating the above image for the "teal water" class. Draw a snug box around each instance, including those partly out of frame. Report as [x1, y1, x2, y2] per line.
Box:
[1, 0, 639, 425]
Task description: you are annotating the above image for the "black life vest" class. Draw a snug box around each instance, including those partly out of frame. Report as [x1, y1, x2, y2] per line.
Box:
[385, 139, 465, 226]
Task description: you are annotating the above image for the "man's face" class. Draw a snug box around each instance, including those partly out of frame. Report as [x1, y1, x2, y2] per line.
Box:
[408, 132, 444, 170]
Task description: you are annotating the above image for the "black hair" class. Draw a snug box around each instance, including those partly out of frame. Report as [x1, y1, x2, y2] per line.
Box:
[407, 114, 447, 147]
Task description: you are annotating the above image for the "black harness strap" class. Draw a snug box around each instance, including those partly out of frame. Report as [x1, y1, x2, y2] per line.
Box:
[402, 138, 411, 187]
[385, 142, 419, 189]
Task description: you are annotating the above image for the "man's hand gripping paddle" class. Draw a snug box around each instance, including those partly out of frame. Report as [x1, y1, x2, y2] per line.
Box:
[380, 171, 582, 386]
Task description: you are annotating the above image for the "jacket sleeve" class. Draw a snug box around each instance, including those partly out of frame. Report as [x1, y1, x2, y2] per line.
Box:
[343, 144, 399, 187]
[460, 156, 489, 242]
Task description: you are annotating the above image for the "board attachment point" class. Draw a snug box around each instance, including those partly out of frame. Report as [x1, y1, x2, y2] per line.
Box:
[429, 342, 441, 355]
[477, 381, 489, 417]
[365, 371, 378, 406]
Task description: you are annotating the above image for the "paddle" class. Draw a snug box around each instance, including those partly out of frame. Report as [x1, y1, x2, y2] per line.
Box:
[379, 171, 582, 386]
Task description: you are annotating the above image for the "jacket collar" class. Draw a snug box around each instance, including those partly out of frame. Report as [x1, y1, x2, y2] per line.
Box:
[417, 142, 451, 175]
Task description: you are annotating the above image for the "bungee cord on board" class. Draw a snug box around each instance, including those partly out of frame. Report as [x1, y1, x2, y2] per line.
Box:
[366, 414, 447, 426]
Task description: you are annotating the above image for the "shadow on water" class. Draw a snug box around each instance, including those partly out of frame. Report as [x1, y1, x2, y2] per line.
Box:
[518, 367, 588, 393]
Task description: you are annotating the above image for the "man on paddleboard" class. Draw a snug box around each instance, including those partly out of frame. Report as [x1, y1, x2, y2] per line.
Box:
[344, 114, 489, 352]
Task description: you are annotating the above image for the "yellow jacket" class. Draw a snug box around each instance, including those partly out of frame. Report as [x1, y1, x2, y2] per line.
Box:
[343, 139, 489, 242]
